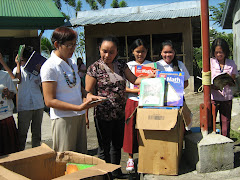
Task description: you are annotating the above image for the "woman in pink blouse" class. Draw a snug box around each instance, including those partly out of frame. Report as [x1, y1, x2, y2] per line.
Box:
[210, 38, 238, 137]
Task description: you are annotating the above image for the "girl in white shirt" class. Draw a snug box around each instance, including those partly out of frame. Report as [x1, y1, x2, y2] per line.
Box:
[156, 40, 190, 88]
[123, 39, 152, 171]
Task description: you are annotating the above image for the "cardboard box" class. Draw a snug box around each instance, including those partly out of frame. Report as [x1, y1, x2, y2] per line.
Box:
[0, 143, 120, 180]
[136, 108, 184, 175]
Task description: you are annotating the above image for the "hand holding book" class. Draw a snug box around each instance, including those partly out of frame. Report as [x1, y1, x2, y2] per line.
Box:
[212, 73, 235, 90]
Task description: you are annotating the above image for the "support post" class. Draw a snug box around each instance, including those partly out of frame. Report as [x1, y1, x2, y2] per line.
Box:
[200, 0, 212, 135]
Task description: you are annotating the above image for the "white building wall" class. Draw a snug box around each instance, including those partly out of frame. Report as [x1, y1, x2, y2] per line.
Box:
[233, 0, 240, 70]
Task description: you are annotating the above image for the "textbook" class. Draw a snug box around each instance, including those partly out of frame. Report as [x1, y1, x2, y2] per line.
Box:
[23, 51, 47, 76]
[139, 77, 165, 106]
[134, 64, 155, 89]
[212, 72, 235, 90]
[156, 71, 184, 106]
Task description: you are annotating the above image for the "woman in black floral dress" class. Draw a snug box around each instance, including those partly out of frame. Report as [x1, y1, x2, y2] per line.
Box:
[85, 36, 156, 178]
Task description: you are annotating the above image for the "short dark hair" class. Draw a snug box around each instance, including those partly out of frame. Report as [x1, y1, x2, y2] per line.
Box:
[211, 38, 230, 59]
[22, 46, 34, 61]
[129, 38, 151, 61]
[51, 26, 77, 45]
[99, 36, 119, 49]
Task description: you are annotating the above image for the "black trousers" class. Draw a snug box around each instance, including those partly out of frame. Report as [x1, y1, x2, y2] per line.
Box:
[94, 117, 125, 165]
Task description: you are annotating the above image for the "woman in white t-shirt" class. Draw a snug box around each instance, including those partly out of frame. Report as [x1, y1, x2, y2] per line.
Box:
[123, 39, 152, 171]
[40, 27, 103, 153]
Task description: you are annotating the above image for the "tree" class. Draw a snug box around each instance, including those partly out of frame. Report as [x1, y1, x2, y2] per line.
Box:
[111, 0, 118, 8]
[41, 37, 54, 58]
[53, 0, 82, 20]
[194, 0, 233, 69]
[119, 1, 127, 7]
[74, 30, 86, 60]
[209, 0, 226, 27]
[45, 0, 127, 60]
[111, 0, 127, 8]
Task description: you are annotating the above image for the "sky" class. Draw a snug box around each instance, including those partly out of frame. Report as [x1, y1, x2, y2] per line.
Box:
[41, 0, 230, 60]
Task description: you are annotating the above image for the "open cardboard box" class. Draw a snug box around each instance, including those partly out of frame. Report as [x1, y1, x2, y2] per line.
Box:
[0, 143, 120, 180]
[136, 107, 184, 175]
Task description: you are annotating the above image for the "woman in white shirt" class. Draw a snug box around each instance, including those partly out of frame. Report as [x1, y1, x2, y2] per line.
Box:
[40, 27, 103, 153]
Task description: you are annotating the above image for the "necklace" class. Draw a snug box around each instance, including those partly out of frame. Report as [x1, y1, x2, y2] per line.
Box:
[59, 64, 76, 88]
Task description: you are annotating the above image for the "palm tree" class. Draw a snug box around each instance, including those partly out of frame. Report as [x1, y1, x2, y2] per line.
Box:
[41, 37, 54, 59]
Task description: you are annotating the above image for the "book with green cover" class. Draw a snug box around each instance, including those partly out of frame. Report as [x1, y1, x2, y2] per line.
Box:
[143, 62, 157, 69]
[17, 45, 25, 62]
[139, 77, 165, 106]
[66, 163, 95, 170]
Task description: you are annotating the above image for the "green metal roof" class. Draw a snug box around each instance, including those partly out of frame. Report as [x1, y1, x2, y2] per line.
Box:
[0, 0, 65, 30]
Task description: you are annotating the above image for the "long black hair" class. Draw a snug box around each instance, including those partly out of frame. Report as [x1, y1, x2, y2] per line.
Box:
[129, 38, 151, 61]
[160, 40, 180, 71]
[99, 35, 119, 50]
[211, 38, 230, 59]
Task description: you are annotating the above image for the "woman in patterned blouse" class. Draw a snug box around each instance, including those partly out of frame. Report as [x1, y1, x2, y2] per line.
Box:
[85, 36, 156, 178]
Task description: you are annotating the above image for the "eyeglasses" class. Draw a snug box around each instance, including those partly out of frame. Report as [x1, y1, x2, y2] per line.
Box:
[62, 43, 77, 49]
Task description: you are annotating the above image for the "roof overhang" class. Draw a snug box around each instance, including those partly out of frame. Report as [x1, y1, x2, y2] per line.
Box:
[69, 0, 201, 27]
[0, 17, 65, 30]
[0, 0, 65, 30]
[221, 0, 237, 29]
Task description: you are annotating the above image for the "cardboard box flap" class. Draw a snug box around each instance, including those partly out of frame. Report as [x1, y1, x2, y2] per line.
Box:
[0, 143, 55, 164]
[0, 165, 29, 180]
[56, 151, 105, 165]
[53, 163, 120, 180]
[136, 108, 179, 130]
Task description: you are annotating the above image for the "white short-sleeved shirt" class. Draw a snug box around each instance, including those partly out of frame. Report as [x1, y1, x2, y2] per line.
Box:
[156, 59, 190, 81]
[13, 66, 44, 112]
[0, 70, 17, 120]
[40, 51, 85, 119]
[127, 60, 152, 101]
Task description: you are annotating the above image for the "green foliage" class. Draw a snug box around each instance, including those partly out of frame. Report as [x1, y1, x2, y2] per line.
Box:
[193, 47, 202, 68]
[74, 31, 86, 59]
[111, 0, 119, 8]
[61, 12, 70, 20]
[111, 0, 127, 8]
[209, 0, 226, 27]
[53, 0, 61, 9]
[119, 1, 127, 7]
[96, 0, 106, 7]
[194, 0, 233, 68]
[76, 0, 82, 11]
[86, 0, 106, 10]
[40, 37, 54, 58]
[230, 129, 240, 143]
[64, 0, 76, 7]
[86, 0, 97, 10]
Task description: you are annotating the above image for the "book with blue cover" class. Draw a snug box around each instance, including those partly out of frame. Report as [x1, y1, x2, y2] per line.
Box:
[156, 71, 184, 106]
[23, 51, 47, 76]
[139, 77, 165, 106]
